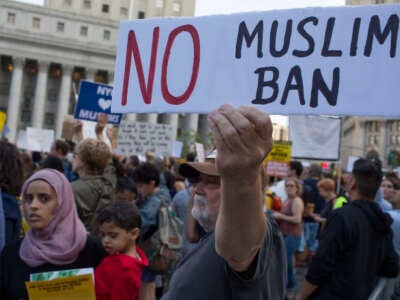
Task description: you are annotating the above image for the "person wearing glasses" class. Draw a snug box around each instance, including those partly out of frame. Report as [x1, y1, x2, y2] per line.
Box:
[272, 177, 304, 300]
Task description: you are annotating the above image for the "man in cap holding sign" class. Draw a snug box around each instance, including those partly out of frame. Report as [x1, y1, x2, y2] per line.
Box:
[162, 104, 286, 300]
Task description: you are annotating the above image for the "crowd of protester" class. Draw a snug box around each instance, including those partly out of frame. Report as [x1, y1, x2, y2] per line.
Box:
[0, 105, 399, 300]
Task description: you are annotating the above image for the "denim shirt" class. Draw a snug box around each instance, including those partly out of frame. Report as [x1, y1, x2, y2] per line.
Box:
[137, 190, 163, 235]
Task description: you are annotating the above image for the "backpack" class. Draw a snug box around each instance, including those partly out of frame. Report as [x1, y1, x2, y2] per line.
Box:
[265, 191, 283, 211]
[140, 197, 183, 274]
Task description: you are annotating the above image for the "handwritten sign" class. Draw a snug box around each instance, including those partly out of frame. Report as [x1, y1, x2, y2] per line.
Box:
[115, 121, 174, 157]
[112, 4, 400, 117]
[23, 127, 55, 152]
[25, 274, 95, 300]
[75, 80, 122, 125]
[172, 140, 183, 158]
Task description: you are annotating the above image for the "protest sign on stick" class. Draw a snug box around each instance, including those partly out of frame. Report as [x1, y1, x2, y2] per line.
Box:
[75, 80, 122, 125]
[265, 141, 292, 177]
[115, 121, 174, 157]
[112, 4, 400, 117]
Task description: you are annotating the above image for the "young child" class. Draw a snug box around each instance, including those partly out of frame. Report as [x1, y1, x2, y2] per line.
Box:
[95, 200, 148, 300]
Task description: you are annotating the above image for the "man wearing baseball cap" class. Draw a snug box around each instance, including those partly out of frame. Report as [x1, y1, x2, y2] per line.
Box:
[162, 104, 286, 300]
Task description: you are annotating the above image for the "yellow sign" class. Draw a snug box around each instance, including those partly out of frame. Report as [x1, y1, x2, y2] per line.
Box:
[266, 141, 292, 163]
[0, 112, 6, 133]
[25, 274, 95, 300]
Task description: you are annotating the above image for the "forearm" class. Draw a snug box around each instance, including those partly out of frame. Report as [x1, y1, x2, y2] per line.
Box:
[279, 214, 302, 224]
[297, 279, 318, 300]
[215, 171, 266, 271]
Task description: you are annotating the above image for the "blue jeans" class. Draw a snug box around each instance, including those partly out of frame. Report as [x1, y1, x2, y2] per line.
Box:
[284, 235, 301, 291]
[298, 222, 319, 252]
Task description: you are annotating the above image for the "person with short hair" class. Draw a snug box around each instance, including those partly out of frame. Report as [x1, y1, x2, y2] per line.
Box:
[162, 104, 286, 300]
[297, 158, 399, 299]
[72, 138, 114, 234]
[50, 139, 74, 181]
[310, 178, 348, 230]
[39, 155, 64, 174]
[131, 162, 165, 300]
[114, 177, 137, 203]
[95, 200, 148, 300]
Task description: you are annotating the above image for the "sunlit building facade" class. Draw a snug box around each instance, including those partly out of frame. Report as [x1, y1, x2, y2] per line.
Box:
[0, 0, 203, 144]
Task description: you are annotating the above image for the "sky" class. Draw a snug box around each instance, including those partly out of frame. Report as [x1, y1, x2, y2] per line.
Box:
[14, 0, 345, 125]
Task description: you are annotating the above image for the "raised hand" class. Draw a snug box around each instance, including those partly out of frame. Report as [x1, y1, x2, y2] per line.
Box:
[207, 104, 273, 179]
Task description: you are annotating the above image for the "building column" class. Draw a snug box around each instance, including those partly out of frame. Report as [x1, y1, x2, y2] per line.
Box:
[125, 114, 137, 122]
[183, 113, 199, 133]
[108, 70, 114, 86]
[86, 68, 96, 82]
[164, 113, 178, 140]
[198, 114, 209, 143]
[32, 61, 49, 128]
[146, 114, 158, 124]
[379, 120, 387, 162]
[6, 57, 25, 142]
[55, 65, 73, 138]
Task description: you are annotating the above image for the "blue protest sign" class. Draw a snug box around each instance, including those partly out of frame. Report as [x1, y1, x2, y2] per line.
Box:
[74, 80, 122, 125]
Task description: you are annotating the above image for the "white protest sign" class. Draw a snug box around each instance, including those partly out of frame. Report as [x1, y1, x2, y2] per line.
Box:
[16, 130, 28, 150]
[115, 121, 174, 157]
[172, 141, 183, 158]
[347, 155, 360, 172]
[26, 127, 55, 152]
[195, 143, 205, 162]
[112, 4, 400, 116]
[289, 115, 341, 161]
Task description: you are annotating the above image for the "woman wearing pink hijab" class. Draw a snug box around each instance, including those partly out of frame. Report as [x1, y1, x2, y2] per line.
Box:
[0, 169, 106, 300]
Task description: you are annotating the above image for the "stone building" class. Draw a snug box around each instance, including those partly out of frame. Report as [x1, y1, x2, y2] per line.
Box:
[342, 0, 400, 169]
[0, 0, 205, 144]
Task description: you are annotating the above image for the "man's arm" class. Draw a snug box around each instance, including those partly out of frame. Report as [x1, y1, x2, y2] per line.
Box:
[208, 104, 273, 272]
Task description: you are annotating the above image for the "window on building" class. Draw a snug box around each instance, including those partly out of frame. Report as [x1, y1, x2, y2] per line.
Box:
[102, 4, 109, 13]
[120, 7, 128, 16]
[45, 113, 55, 126]
[64, 0, 72, 5]
[80, 26, 88, 36]
[7, 12, 16, 24]
[83, 0, 91, 9]
[32, 17, 41, 29]
[103, 30, 111, 40]
[21, 110, 31, 123]
[138, 11, 145, 19]
[57, 22, 65, 32]
[156, 0, 164, 8]
[172, 2, 181, 12]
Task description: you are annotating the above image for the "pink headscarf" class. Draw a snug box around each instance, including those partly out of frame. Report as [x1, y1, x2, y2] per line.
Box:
[19, 169, 88, 267]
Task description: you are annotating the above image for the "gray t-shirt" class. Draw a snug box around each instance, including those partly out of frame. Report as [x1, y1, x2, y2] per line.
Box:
[162, 219, 286, 300]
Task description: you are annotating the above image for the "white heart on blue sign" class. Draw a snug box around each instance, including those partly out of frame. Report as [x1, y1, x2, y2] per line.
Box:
[98, 98, 112, 111]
